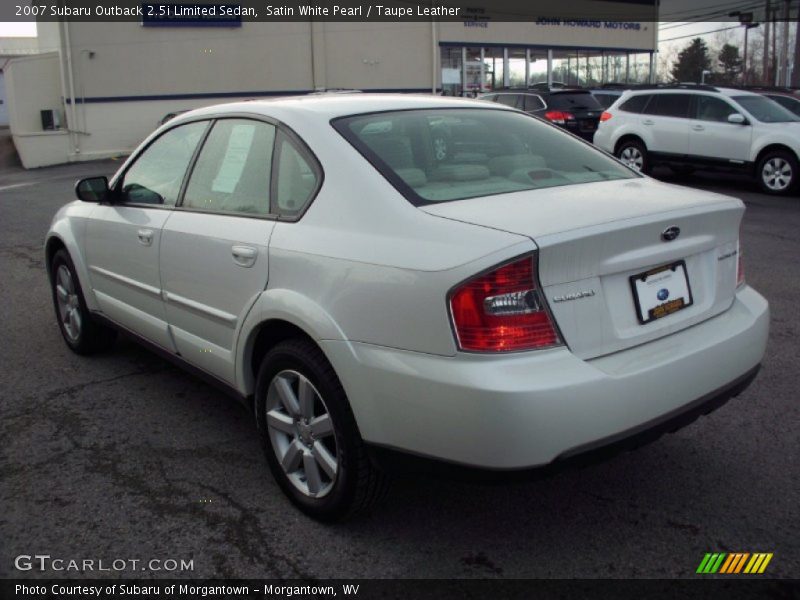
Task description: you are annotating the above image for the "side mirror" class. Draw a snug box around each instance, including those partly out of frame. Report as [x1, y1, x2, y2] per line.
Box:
[728, 113, 747, 125]
[75, 176, 110, 202]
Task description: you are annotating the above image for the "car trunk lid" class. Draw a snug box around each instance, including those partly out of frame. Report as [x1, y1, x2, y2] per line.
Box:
[422, 178, 744, 359]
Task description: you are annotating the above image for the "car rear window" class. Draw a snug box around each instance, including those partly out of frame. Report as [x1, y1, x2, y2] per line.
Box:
[333, 108, 637, 206]
[618, 94, 651, 113]
[546, 92, 603, 110]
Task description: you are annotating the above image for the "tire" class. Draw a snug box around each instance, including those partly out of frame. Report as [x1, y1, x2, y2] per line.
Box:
[255, 338, 389, 521]
[616, 139, 649, 173]
[756, 150, 798, 195]
[50, 248, 117, 355]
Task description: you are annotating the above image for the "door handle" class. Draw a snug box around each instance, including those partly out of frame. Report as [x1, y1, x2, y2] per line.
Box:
[137, 229, 154, 246]
[692, 124, 705, 131]
[231, 245, 257, 267]
[642, 119, 655, 126]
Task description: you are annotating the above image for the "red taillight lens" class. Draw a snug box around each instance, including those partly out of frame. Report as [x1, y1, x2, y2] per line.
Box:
[544, 110, 575, 125]
[600, 111, 613, 122]
[449, 255, 560, 352]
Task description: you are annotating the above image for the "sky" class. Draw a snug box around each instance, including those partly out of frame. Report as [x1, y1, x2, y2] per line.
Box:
[0, 22, 37, 37]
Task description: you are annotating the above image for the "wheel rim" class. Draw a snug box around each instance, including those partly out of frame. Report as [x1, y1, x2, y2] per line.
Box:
[762, 157, 792, 191]
[55, 265, 82, 342]
[433, 137, 447, 161]
[265, 370, 338, 498]
[619, 146, 644, 171]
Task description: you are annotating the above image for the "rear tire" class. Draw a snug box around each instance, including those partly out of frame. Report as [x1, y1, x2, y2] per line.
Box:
[756, 150, 798, 195]
[255, 338, 389, 521]
[50, 249, 116, 355]
[616, 139, 649, 173]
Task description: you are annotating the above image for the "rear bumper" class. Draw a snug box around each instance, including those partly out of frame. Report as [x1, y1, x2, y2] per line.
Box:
[322, 286, 769, 470]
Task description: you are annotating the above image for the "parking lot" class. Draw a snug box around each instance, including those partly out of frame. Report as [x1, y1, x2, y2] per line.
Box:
[1, 159, 798, 579]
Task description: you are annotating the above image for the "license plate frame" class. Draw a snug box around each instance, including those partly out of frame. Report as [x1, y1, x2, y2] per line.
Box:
[629, 260, 694, 325]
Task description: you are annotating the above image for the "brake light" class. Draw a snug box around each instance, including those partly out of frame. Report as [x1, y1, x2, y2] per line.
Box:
[600, 111, 613, 122]
[449, 255, 560, 352]
[544, 110, 575, 125]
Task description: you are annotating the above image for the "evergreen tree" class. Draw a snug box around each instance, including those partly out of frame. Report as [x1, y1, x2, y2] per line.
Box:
[671, 38, 712, 83]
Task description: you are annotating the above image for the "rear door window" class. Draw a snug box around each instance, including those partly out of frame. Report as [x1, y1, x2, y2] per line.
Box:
[495, 94, 520, 108]
[619, 94, 651, 113]
[643, 94, 692, 118]
[523, 95, 545, 111]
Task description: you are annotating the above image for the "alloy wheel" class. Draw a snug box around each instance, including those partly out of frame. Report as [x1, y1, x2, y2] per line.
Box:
[265, 369, 338, 498]
[55, 265, 82, 342]
[619, 146, 644, 171]
[762, 157, 793, 192]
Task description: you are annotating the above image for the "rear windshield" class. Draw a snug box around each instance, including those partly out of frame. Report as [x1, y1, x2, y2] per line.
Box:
[732, 95, 800, 122]
[546, 92, 603, 110]
[333, 108, 637, 205]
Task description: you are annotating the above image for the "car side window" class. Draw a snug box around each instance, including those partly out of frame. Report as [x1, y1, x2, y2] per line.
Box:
[495, 94, 519, 108]
[643, 94, 692, 118]
[769, 95, 800, 116]
[182, 119, 276, 216]
[273, 132, 320, 217]
[695, 95, 736, 122]
[119, 121, 207, 206]
[524, 95, 544, 111]
[619, 94, 651, 113]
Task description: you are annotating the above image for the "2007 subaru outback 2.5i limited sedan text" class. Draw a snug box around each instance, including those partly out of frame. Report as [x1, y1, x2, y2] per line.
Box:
[46, 95, 769, 521]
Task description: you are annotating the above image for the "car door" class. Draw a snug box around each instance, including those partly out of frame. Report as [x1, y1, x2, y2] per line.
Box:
[639, 93, 692, 156]
[688, 94, 752, 162]
[84, 120, 209, 350]
[159, 117, 320, 384]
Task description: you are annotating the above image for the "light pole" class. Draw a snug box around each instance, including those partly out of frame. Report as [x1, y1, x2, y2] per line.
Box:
[701, 69, 712, 84]
[730, 11, 760, 85]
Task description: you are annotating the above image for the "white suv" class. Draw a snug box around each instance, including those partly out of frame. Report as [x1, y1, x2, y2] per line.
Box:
[594, 85, 800, 195]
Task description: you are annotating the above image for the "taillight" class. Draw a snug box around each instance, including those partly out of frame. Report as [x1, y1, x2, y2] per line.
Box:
[600, 111, 613, 122]
[737, 237, 745, 287]
[544, 110, 575, 125]
[449, 254, 560, 352]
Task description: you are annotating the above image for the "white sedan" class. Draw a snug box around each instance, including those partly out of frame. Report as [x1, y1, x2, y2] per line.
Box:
[46, 94, 769, 520]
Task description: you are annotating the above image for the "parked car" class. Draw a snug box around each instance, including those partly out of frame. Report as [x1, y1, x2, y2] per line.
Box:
[594, 85, 800, 194]
[47, 94, 768, 520]
[479, 88, 604, 141]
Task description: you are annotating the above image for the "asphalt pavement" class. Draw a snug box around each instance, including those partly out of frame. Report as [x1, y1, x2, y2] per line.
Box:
[1, 160, 798, 580]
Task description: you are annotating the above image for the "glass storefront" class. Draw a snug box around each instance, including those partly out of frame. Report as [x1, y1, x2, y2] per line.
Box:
[441, 45, 653, 96]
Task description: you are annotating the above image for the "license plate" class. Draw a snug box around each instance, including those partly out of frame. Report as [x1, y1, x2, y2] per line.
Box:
[629, 261, 693, 324]
[579, 121, 597, 132]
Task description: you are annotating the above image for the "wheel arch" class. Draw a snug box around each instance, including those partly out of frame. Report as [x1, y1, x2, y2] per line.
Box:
[614, 133, 647, 155]
[236, 289, 348, 400]
[753, 143, 800, 169]
[45, 228, 99, 312]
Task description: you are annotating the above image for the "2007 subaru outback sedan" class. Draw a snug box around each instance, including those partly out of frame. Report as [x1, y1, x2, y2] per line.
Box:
[46, 94, 769, 521]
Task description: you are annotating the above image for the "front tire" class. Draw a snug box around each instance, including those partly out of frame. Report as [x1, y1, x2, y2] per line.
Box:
[616, 139, 649, 173]
[50, 248, 116, 355]
[255, 338, 389, 521]
[757, 150, 798, 195]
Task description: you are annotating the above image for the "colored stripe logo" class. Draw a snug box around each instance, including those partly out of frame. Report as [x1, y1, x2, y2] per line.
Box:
[696, 552, 773, 574]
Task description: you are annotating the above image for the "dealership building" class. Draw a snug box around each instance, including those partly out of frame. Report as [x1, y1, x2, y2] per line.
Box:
[4, 13, 657, 168]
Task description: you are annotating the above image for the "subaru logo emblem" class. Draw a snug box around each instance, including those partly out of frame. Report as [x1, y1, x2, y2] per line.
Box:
[657, 288, 670, 301]
[661, 226, 680, 242]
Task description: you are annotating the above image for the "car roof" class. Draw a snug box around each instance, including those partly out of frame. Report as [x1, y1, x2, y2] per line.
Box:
[623, 86, 761, 98]
[170, 93, 506, 123]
